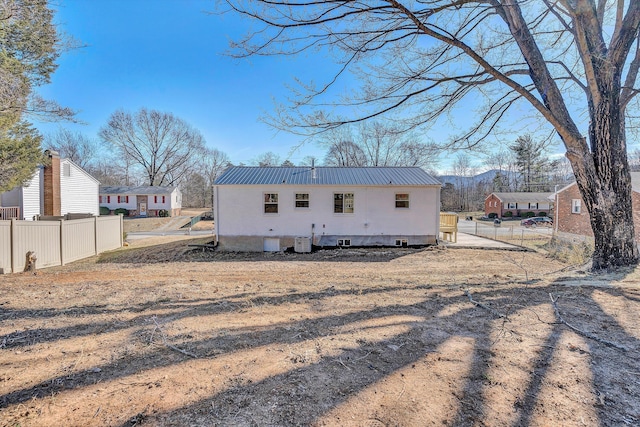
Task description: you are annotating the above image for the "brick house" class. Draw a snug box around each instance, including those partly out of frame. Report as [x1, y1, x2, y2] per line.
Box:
[554, 174, 640, 239]
[484, 192, 554, 219]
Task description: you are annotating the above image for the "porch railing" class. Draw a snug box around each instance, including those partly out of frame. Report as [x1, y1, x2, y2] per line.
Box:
[0, 207, 20, 220]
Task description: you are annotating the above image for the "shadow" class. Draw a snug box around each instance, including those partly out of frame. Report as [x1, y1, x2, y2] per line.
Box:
[2, 264, 640, 427]
[97, 237, 431, 264]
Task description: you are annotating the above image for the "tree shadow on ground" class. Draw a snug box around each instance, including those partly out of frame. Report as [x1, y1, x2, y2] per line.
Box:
[1, 269, 639, 426]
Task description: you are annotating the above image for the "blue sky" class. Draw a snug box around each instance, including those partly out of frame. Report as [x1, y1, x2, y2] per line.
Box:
[33, 0, 569, 173]
[36, 0, 334, 165]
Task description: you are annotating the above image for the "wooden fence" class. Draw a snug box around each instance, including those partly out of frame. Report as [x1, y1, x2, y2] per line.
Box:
[0, 215, 123, 274]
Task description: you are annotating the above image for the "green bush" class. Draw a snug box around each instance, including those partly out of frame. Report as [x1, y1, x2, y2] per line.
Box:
[158, 209, 169, 217]
[114, 208, 129, 216]
[99, 206, 111, 216]
[538, 212, 547, 217]
[522, 211, 536, 218]
[503, 211, 513, 218]
[487, 212, 498, 219]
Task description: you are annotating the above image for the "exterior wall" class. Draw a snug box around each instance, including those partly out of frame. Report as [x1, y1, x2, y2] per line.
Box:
[21, 170, 42, 220]
[60, 159, 100, 216]
[555, 184, 640, 240]
[484, 194, 502, 217]
[485, 193, 553, 218]
[555, 184, 592, 236]
[100, 194, 138, 212]
[215, 184, 440, 251]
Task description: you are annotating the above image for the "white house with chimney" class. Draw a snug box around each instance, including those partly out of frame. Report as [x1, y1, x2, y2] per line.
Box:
[213, 166, 442, 252]
[0, 151, 100, 220]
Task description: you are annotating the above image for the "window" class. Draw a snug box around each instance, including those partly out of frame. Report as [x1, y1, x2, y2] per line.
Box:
[395, 193, 409, 208]
[63, 163, 71, 177]
[118, 196, 129, 203]
[529, 203, 538, 209]
[571, 199, 581, 214]
[264, 193, 278, 213]
[508, 202, 516, 209]
[334, 193, 354, 213]
[337, 239, 351, 247]
[295, 193, 309, 208]
[395, 239, 408, 247]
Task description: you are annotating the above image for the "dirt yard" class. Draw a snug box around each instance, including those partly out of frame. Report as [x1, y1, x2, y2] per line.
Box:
[1, 237, 639, 426]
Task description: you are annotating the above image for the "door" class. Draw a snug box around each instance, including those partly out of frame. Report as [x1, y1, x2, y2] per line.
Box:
[139, 202, 147, 217]
[263, 238, 280, 252]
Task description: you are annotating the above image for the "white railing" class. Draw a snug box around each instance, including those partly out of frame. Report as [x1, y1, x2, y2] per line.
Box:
[0, 206, 20, 220]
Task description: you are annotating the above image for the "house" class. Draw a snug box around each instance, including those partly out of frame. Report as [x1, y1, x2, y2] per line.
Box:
[213, 166, 442, 252]
[0, 150, 100, 220]
[554, 173, 640, 239]
[99, 186, 182, 217]
[484, 192, 554, 218]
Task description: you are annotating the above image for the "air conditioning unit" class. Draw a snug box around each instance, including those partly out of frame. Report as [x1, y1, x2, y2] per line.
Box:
[294, 236, 312, 253]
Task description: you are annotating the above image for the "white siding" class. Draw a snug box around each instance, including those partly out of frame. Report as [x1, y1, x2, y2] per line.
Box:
[22, 170, 42, 220]
[60, 160, 100, 215]
[215, 184, 440, 239]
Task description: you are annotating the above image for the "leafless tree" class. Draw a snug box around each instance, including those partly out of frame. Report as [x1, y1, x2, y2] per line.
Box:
[99, 108, 206, 186]
[44, 128, 97, 169]
[320, 122, 439, 167]
[222, 0, 640, 269]
[252, 151, 281, 166]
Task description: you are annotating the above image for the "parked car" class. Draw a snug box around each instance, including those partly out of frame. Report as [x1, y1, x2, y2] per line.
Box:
[521, 216, 553, 227]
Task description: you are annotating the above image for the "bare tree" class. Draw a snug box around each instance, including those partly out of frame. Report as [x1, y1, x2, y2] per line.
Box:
[99, 108, 206, 186]
[223, 1, 640, 269]
[44, 128, 97, 169]
[252, 151, 281, 166]
[320, 122, 438, 167]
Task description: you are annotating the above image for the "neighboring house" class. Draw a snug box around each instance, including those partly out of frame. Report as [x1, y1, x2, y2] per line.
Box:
[99, 186, 182, 217]
[554, 173, 640, 239]
[0, 150, 100, 220]
[213, 166, 442, 252]
[484, 192, 554, 218]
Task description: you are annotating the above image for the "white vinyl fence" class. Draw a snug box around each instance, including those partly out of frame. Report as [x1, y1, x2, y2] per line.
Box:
[0, 215, 123, 274]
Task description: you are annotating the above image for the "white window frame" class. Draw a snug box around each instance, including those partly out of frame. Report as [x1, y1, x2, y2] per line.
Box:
[395, 239, 408, 247]
[508, 202, 516, 209]
[529, 203, 538, 209]
[264, 193, 279, 214]
[395, 193, 410, 209]
[334, 193, 354, 214]
[571, 199, 581, 214]
[295, 193, 310, 208]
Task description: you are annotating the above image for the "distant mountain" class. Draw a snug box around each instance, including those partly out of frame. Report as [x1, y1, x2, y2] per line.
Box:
[437, 169, 506, 185]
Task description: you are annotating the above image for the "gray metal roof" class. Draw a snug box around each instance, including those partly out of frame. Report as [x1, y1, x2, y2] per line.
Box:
[491, 192, 555, 204]
[100, 185, 176, 195]
[214, 166, 441, 186]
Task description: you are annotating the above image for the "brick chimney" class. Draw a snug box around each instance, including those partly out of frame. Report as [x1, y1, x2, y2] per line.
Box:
[43, 150, 61, 216]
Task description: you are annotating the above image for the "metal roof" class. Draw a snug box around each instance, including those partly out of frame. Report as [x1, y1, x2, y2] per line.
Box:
[100, 185, 176, 195]
[214, 166, 441, 186]
[491, 192, 555, 203]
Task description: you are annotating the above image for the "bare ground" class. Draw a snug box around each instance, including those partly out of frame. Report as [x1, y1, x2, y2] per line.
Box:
[1, 236, 639, 426]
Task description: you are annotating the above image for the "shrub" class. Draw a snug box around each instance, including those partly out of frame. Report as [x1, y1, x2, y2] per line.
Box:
[99, 206, 111, 216]
[522, 211, 536, 218]
[488, 212, 498, 219]
[114, 208, 129, 216]
[503, 211, 513, 218]
[538, 212, 547, 217]
[159, 209, 169, 217]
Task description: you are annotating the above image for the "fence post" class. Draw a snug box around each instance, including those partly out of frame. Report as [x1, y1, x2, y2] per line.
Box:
[94, 216, 99, 256]
[60, 219, 65, 266]
[10, 218, 17, 273]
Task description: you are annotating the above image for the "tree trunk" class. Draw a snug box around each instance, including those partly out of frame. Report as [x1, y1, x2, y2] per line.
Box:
[571, 83, 639, 270]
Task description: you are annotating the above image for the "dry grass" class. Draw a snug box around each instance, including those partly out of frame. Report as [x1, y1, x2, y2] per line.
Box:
[1, 239, 639, 426]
